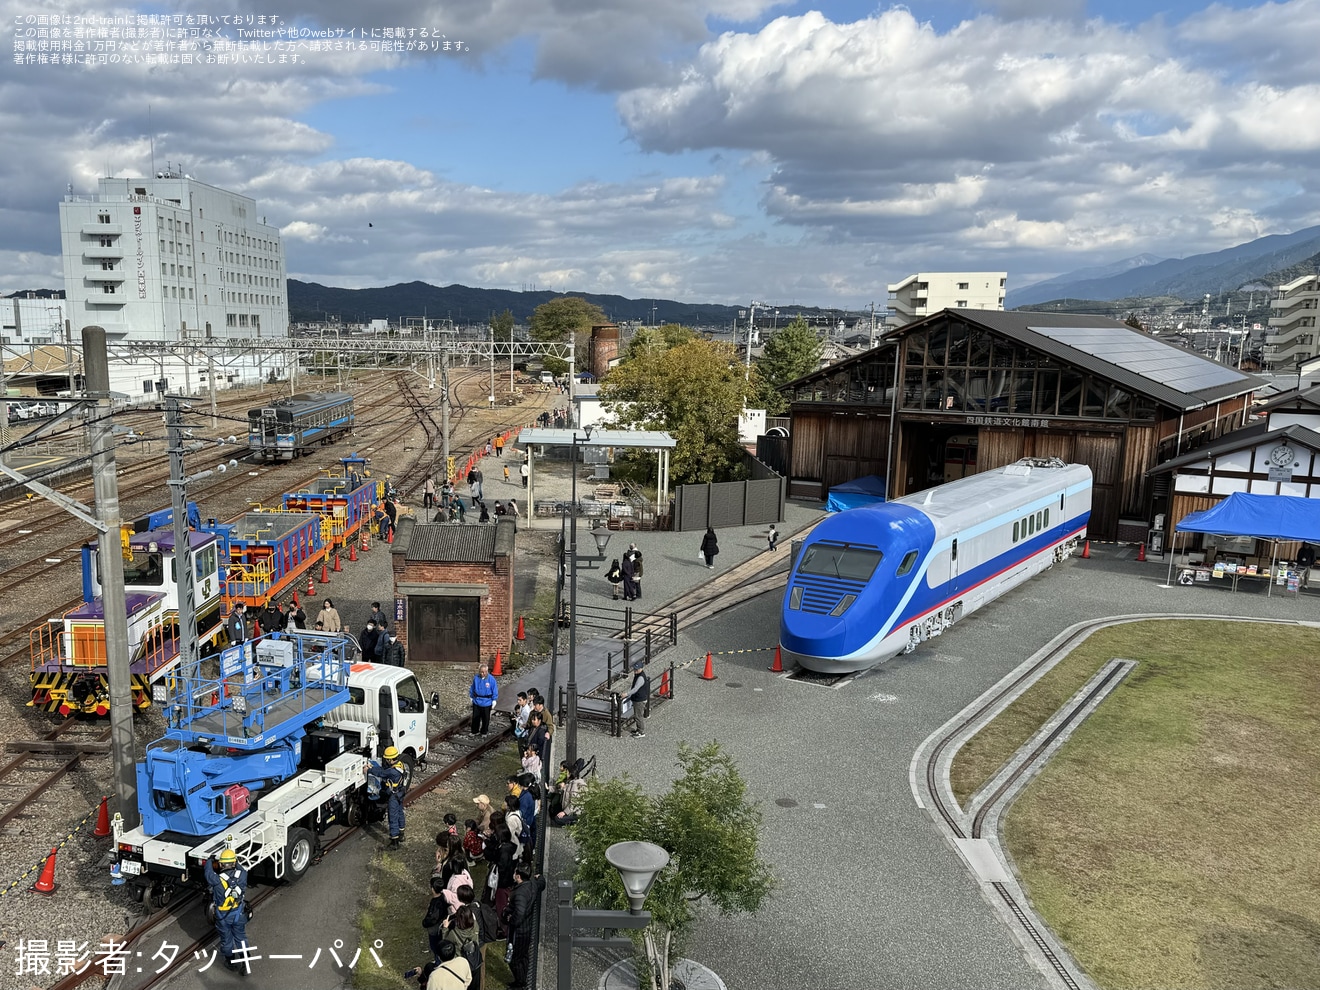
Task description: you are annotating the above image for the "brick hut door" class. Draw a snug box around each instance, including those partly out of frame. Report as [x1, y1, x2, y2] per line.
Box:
[410, 595, 481, 663]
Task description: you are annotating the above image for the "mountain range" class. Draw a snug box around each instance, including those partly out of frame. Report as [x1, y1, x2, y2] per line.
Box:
[1007, 226, 1320, 307]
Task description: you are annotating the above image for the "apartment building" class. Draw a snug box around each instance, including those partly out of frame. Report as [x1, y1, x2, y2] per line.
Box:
[1264, 273, 1320, 370]
[2, 295, 66, 347]
[59, 171, 287, 342]
[887, 272, 1006, 327]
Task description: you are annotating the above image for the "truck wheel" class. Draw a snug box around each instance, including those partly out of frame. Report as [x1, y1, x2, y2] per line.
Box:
[284, 827, 316, 883]
[400, 752, 416, 792]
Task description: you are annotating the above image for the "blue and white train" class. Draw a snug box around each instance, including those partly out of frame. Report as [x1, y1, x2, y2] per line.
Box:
[248, 391, 354, 461]
[781, 458, 1092, 673]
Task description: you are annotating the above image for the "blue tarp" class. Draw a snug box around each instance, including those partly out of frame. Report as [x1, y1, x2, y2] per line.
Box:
[1176, 492, 1320, 542]
[826, 475, 887, 512]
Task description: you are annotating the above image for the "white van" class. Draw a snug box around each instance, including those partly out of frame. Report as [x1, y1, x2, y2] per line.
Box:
[540, 371, 556, 385]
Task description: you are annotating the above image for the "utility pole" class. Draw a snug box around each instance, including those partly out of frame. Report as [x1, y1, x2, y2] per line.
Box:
[85, 327, 139, 828]
[869, 302, 877, 350]
[165, 398, 200, 691]
[489, 322, 495, 407]
[745, 302, 758, 378]
[440, 339, 451, 479]
[205, 324, 218, 429]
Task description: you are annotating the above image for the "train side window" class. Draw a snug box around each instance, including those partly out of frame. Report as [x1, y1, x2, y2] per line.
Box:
[1021, 516, 1027, 537]
[1059, 493, 1065, 511]
[951, 539, 958, 561]
[1013, 521, 1019, 542]
[896, 550, 919, 576]
[1044, 508, 1049, 527]
[1028, 515, 1035, 535]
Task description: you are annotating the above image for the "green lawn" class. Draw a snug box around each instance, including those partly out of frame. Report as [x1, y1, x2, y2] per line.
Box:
[984, 620, 1320, 989]
[355, 746, 523, 990]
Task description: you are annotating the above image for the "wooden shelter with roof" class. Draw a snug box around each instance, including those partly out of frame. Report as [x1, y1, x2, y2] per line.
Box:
[781, 309, 1261, 541]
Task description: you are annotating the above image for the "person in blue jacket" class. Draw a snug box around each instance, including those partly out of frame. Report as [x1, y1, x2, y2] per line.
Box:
[366, 745, 408, 848]
[204, 848, 249, 970]
[469, 660, 498, 736]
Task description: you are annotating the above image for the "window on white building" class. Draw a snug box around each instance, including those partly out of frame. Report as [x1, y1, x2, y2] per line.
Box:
[103, 284, 116, 294]
[957, 282, 969, 290]
[226, 314, 236, 327]
[97, 213, 110, 223]
[188, 288, 194, 300]
[252, 315, 260, 329]
[238, 314, 249, 327]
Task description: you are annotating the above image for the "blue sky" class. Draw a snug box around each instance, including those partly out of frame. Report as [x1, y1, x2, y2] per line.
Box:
[2, 0, 1317, 306]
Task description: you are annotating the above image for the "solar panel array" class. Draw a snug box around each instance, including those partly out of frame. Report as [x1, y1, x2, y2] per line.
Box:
[1028, 325, 1250, 393]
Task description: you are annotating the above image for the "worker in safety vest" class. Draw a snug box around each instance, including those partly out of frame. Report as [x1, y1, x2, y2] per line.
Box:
[366, 745, 408, 848]
[204, 848, 249, 970]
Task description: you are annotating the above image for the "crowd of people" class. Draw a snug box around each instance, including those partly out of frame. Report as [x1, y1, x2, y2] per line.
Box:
[399, 681, 596, 990]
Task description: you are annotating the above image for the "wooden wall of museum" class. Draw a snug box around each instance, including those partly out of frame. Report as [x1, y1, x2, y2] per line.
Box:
[788, 405, 890, 498]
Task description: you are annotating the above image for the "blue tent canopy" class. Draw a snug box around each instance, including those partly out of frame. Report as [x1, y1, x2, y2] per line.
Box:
[1176, 492, 1320, 542]
[826, 475, 887, 513]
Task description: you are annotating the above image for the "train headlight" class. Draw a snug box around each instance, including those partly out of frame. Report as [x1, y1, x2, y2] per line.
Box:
[829, 595, 857, 617]
[789, 586, 803, 610]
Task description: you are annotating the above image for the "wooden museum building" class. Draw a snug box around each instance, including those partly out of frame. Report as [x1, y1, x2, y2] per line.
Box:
[781, 310, 1261, 541]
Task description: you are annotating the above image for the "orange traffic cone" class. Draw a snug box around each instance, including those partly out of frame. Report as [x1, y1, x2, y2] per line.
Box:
[701, 652, 716, 681]
[307, 575, 316, 597]
[1136, 542, 1147, 562]
[362, 530, 371, 552]
[333, 553, 342, 573]
[515, 616, 525, 641]
[93, 796, 111, 838]
[349, 543, 358, 562]
[769, 645, 783, 672]
[31, 847, 59, 894]
[292, 589, 300, 608]
[491, 650, 503, 676]
[386, 527, 394, 544]
[320, 562, 330, 583]
[659, 669, 670, 698]
[1081, 540, 1091, 559]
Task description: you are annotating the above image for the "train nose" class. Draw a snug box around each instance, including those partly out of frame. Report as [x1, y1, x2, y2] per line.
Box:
[780, 610, 851, 657]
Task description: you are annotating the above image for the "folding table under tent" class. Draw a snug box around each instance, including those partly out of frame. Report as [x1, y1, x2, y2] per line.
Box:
[1168, 492, 1320, 592]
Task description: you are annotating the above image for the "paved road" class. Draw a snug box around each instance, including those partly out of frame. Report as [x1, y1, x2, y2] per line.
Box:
[544, 541, 1317, 990]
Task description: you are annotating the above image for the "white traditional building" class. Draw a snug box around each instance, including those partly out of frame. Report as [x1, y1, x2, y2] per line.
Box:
[886, 272, 1006, 327]
[58, 171, 288, 342]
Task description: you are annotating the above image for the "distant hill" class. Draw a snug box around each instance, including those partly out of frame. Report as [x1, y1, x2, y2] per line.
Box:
[1010, 254, 1165, 306]
[287, 280, 762, 327]
[3, 288, 64, 298]
[1007, 226, 1320, 307]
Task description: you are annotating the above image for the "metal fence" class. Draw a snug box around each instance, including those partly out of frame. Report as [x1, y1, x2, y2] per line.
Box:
[672, 451, 785, 532]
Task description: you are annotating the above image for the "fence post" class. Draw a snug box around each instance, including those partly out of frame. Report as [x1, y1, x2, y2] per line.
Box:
[669, 612, 677, 645]
[611, 692, 620, 737]
[605, 651, 614, 686]
[557, 684, 565, 727]
[668, 660, 676, 701]
[645, 630, 652, 664]
[624, 606, 632, 640]
[623, 638, 631, 671]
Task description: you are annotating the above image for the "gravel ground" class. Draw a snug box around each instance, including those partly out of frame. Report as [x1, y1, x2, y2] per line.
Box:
[538, 540, 1317, 990]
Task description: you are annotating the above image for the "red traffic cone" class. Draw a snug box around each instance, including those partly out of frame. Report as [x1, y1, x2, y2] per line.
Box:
[701, 652, 716, 681]
[659, 669, 671, 698]
[361, 530, 371, 552]
[386, 527, 394, 545]
[333, 553, 342, 573]
[292, 589, 300, 608]
[491, 650, 503, 676]
[349, 543, 358, 562]
[1081, 540, 1091, 559]
[31, 847, 59, 895]
[769, 645, 783, 672]
[93, 796, 111, 838]
[515, 616, 525, 641]
[307, 575, 316, 597]
[320, 562, 330, 583]
[1136, 542, 1147, 562]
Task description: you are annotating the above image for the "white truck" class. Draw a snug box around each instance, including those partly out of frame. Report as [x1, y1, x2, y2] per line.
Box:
[113, 633, 432, 907]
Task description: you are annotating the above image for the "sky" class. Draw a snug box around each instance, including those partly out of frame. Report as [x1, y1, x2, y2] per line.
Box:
[2, 0, 1318, 307]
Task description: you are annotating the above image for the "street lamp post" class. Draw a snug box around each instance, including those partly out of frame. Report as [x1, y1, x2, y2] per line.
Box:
[566, 424, 593, 769]
[557, 840, 670, 990]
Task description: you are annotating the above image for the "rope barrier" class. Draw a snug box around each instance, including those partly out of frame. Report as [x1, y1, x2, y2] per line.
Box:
[0, 807, 97, 899]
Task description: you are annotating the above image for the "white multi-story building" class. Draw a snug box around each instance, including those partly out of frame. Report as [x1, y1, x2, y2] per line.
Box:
[59, 172, 288, 342]
[2, 295, 66, 347]
[1264, 273, 1320, 371]
[886, 272, 1007, 326]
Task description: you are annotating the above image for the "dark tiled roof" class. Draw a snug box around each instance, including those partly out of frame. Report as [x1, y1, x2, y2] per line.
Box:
[1148, 422, 1320, 475]
[1255, 383, 1320, 412]
[405, 523, 498, 563]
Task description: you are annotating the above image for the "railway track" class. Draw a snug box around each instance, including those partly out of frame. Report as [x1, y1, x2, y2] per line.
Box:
[0, 718, 110, 831]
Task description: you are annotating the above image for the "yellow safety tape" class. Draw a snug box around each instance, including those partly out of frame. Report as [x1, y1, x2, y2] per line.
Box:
[0, 808, 98, 898]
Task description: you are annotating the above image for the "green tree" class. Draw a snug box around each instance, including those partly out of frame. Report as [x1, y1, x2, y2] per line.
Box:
[572, 742, 775, 990]
[752, 317, 823, 414]
[623, 323, 697, 362]
[488, 308, 514, 343]
[602, 337, 755, 484]
[529, 296, 606, 377]
[1124, 313, 1145, 332]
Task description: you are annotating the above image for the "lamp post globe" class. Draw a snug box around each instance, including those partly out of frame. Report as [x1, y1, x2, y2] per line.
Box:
[606, 840, 670, 913]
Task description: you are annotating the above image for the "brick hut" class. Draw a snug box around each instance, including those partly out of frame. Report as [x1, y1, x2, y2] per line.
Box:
[390, 517, 515, 665]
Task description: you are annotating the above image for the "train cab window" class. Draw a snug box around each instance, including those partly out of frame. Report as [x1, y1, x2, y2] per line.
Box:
[896, 550, 919, 577]
[123, 551, 165, 586]
[798, 544, 884, 582]
[397, 677, 424, 714]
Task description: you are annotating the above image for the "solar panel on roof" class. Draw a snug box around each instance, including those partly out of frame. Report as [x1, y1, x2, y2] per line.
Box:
[1027, 325, 1249, 392]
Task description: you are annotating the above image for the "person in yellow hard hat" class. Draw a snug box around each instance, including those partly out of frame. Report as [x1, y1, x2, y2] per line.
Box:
[204, 847, 249, 970]
[366, 745, 408, 847]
